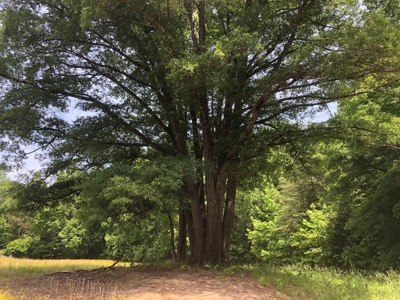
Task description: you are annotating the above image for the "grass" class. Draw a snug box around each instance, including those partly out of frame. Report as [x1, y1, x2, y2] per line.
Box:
[0, 291, 15, 300]
[0, 255, 130, 300]
[0, 255, 128, 282]
[227, 264, 400, 300]
[0, 291, 50, 300]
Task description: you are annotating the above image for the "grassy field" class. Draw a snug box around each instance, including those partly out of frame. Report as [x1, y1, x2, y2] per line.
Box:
[0, 256, 128, 281]
[239, 264, 400, 300]
[0, 256, 129, 300]
[1, 255, 400, 299]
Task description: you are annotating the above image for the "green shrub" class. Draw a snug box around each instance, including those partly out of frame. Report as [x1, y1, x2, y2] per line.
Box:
[4, 236, 36, 258]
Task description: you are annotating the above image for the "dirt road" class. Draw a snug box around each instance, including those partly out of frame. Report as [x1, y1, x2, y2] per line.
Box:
[3, 266, 288, 299]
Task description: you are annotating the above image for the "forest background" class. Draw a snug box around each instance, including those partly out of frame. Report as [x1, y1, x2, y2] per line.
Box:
[1, 0, 400, 271]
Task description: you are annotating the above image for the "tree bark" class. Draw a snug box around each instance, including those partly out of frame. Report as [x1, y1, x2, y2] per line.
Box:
[205, 173, 223, 264]
[185, 180, 205, 263]
[177, 207, 186, 261]
[185, 209, 195, 258]
[168, 212, 177, 260]
[222, 171, 237, 262]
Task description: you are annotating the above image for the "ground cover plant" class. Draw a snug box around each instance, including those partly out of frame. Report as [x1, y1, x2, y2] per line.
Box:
[250, 265, 400, 300]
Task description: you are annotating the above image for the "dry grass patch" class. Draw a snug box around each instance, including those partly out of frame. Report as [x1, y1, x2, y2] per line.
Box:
[0, 290, 15, 300]
[0, 256, 128, 281]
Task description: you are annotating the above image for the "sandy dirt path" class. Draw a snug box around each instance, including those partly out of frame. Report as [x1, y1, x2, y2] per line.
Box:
[3, 267, 289, 299]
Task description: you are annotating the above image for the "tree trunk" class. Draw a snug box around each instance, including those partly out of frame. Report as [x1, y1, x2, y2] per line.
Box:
[177, 207, 186, 261]
[183, 0, 237, 265]
[185, 209, 195, 258]
[168, 212, 177, 260]
[222, 171, 237, 262]
[205, 173, 223, 264]
[185, 180, 205, 263]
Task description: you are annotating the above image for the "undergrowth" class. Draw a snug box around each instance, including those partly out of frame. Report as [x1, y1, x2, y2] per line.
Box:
[224, 264, 400, 300]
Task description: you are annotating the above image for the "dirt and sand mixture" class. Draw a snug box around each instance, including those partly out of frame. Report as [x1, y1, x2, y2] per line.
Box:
[2, 266, 288, 299]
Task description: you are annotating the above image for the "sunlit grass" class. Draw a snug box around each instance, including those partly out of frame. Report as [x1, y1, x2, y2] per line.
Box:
[0, 290, 15, 300]
[238, 264, 400, 300]
[0, 256, 130, 300]
[0, 288, 130, 300]
[0, 291, 52, 300]
[0, 289, 52, 300]
[0, 255, 128, 281]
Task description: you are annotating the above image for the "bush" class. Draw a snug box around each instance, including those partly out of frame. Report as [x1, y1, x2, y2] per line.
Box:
[4, 236, 36, 258]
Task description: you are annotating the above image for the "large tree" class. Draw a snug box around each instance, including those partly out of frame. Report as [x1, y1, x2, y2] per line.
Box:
[1, 0, 399, 263]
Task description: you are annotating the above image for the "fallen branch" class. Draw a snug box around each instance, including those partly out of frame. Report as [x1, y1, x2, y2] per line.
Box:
[42, 261, 120, 277]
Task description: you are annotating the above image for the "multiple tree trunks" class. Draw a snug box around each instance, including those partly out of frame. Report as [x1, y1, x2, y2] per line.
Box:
[177, 171, 237, 264]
